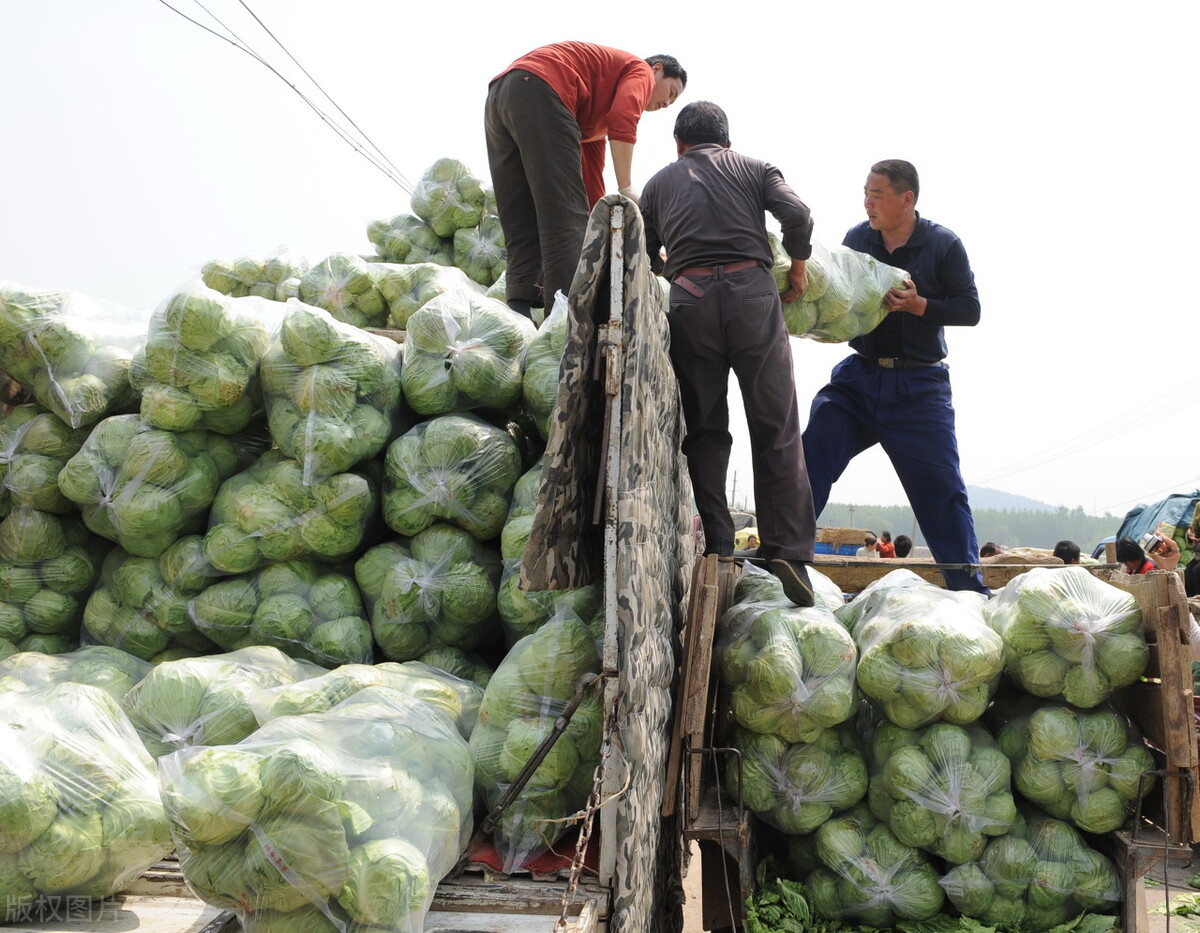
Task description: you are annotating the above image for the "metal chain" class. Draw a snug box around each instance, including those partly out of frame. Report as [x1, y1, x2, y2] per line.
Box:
[554, 703, 621, 932]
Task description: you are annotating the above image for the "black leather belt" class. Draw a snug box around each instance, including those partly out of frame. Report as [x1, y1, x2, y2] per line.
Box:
[860, 354, 947, 369]
[672, 259, 760, 298]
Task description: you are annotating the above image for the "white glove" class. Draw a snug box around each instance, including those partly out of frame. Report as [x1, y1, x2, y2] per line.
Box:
[618, 185, 639, 205]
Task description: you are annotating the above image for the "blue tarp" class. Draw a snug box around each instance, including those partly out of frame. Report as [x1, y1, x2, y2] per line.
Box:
[1117, 490, 1200, 562]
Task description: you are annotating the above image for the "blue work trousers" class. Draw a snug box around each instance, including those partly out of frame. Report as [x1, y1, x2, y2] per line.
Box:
[802, 353, 986, 593]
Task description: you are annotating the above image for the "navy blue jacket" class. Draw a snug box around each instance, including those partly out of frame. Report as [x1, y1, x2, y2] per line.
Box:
[845, 215, 979, 363]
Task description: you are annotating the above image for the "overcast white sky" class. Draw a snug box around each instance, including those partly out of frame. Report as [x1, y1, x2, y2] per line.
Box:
[3, 2, 1197, 520]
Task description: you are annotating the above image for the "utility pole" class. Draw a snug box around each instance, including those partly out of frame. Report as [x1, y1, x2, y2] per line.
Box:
[730, 472, 737, 510]
[848, 504, 856, 527]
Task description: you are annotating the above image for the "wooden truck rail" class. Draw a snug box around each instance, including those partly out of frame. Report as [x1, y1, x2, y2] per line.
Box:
[665, 558, 1200, 933]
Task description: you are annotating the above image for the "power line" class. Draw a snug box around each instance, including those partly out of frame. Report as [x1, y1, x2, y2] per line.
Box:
[154, 0, 412, 193]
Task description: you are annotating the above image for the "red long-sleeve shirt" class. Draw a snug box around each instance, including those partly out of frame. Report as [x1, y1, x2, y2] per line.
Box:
[497, 42, 654, 206]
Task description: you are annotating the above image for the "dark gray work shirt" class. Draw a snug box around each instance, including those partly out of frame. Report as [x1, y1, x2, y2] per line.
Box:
[641, 143, 812, 281]
[844, 215, 980, 362]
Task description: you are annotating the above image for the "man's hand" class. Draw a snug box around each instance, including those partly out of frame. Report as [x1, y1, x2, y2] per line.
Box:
[617, 185, 639, 205]
[781, 259, 807, 303]
[884, 279, 928, 316]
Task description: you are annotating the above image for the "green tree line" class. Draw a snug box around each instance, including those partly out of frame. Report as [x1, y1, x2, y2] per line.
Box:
[815, 503, 1121, 554]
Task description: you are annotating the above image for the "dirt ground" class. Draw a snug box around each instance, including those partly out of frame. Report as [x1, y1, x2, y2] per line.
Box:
[679, 841, 1200, 933]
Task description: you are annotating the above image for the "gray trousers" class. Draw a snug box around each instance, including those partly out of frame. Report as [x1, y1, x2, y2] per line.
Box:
[666, 263, 816, 561]
[484, 70, 591, 307]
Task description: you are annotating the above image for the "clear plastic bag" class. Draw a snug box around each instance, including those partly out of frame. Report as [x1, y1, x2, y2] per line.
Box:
[189, 560, 373, 668]
[133, 280, 283, 435]
[0, 645, 150, 705]
[371, 261, 484, 330]
[799, 806, 945, 926]
[850, 574, 1003, 728]
[724, 724, 868, 834]
[58, 413, 264, 557]
[939, 808, 1122, 930]
[867, 720, 1017, 864]
[401, 290, 536, 416]
[383, 412, 522, 541]
[298, 253, 389, 329]
[0, 404, 91, 519]
[991, 694, 1155, 834]
[158, 686, 473, 932]
[717, 565, 858, 743]
[452, 214, 506, 287]
[201, 248, 310, 302]
[0, 281, 148, 429]
[521, 292, 569, 441]
[0, 682, 172, 910]
[367, 214, 454, 266]
[203, 448, 380, 575]
[123, 645, 322, 757]
[410, 157, 488, 238]
[770, 239, 909, 344]
[261, 300, 405, 485]
[469, 616, 602, 871]
[355, 523, 501, 662]
[985, 565, 1147, 707]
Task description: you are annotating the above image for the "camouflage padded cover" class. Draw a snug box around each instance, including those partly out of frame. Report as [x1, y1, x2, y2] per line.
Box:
[522, 195, 692, 933]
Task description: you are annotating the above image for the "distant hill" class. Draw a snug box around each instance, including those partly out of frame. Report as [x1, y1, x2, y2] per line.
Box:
[966, 486, 1056, 513]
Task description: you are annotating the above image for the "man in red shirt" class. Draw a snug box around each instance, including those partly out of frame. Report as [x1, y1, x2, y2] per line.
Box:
[485, 42, 687, 317]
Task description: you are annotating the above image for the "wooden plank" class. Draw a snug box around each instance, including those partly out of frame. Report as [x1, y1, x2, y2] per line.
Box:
[811, 557, 1120, 594]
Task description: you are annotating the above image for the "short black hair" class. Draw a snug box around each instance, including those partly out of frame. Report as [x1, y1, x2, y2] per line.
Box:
[673, 101, 729, 147]
[646, 54, 687, 87]
[1115, 537, 1144, 563]
[894, 535, 912, 557]
[979, 542, 1001, 558]
[871, 159, 920, 203]
[1053, 540, 1081, 563]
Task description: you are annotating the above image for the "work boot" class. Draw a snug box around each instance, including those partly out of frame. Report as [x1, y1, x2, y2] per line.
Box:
[769, 559, 815, 607]
[705, 541, 736, 563]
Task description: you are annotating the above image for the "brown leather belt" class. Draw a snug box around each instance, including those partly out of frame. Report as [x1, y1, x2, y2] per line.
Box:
[672, 259, 760, 298]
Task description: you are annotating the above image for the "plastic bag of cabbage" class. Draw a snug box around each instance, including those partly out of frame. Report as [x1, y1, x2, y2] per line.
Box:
[453, 214, 506, 286]
[416, 645, 493, 689]
[401, 290, 536, 416]
[123, 646, 321, 758]
[0, 682, 172, 914]
[0, 281, 145, 429]
[986, 565, 1148, 708]
[411, 157, 488, 238]
[769, 239, 909, 343]
[725, 725, 868, 835]
[202, 250, 309, 302]
[190, 560, 372, 668]
[992, 696, 1154, 834]
[0, 510, 99, 656]
[940, 809, 1121, 930]
[372, 262, 484, 331]
[793, 805, 944, 927]
[470, 616, 603, 871]
[133, 281, 280, 435]
[497, 460, 601, 646]
[0, 645, 150, 705]
[81, 536, 219, 661]
[383, 413, 521, 541]
[159, 686, 473, 933]
[0, 404, 90, 520]
[355, 524, 502, 662]
[368, 213, 454, 266]
[521, 292, 569, 441]
[249, 660, 483, 739]
[298, 253, 389, 328]
[866, 721, 1017, 864]
[261, 302, 405, 484]
[203, 449, 379, 575]
[718, 567, 857, 743]
[850, 573, 1003, 728]
[58, 414, 257, 557]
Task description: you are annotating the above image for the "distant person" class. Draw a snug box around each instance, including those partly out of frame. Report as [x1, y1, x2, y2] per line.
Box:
[1186, 521, 1200, 597]
[733, 533, 760, 559]
[894, 534, 913, 558]
[979, 542, 1002, 558]
[856, 533, 880, 558]
[485, 42, 687, 315]
[1053, 540, 1081, 564]
[801, 159, 986, 593]
[877, 530, 896, 558]
[1115, 537, 1156, 575]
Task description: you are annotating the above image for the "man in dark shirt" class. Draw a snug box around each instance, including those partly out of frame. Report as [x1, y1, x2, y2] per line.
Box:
[641, 101, 817, 606]
[801, 160, 987, 593]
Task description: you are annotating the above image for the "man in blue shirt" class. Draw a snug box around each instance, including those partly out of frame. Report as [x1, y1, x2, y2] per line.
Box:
[801, 160, 987, 593]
